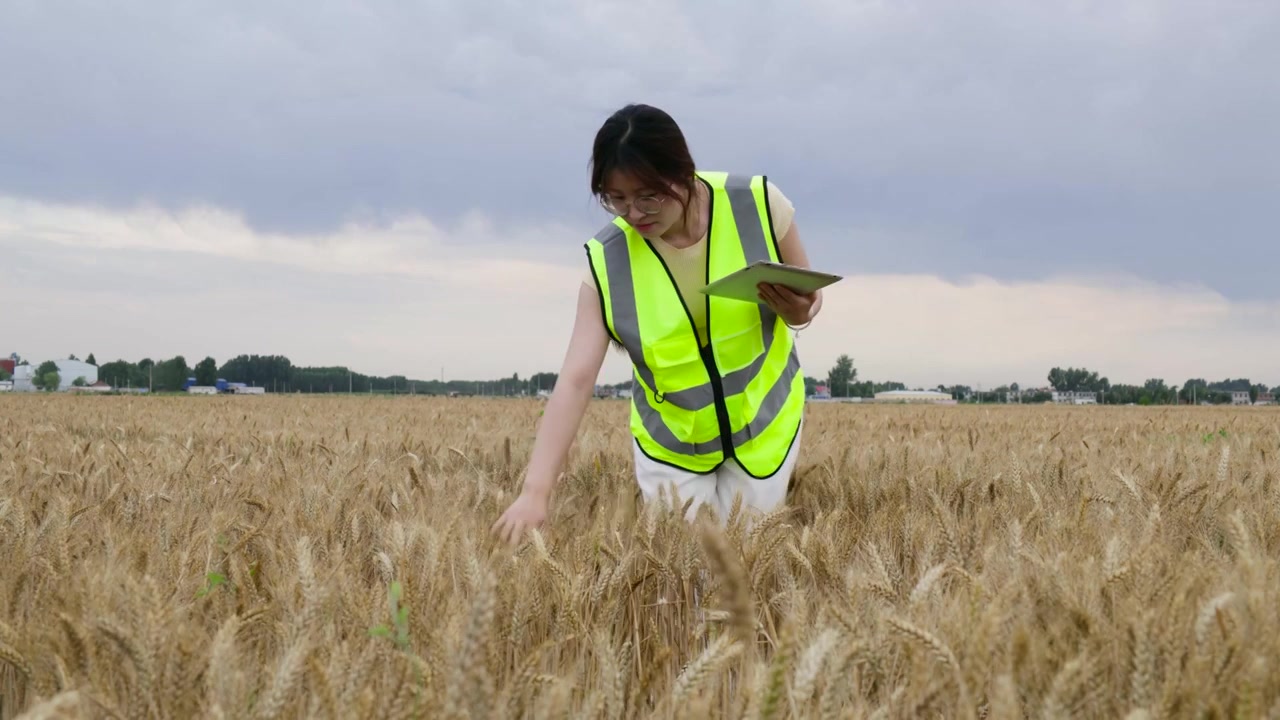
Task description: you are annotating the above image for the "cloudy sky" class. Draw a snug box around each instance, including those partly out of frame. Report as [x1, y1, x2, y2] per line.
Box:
[3, 0, 1277, 389]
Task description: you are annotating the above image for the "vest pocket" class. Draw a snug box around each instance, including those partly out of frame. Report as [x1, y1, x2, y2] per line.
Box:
[710, 317, 766, 378]
[647, 334, 707, 396]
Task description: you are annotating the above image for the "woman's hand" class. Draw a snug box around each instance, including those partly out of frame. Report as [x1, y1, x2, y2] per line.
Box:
[491, 484, 550, 547]
[758, 282, 817, 327]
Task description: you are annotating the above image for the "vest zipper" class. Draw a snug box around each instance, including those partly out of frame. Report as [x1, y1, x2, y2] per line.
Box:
[696, 182, 736, 462]
[640, 237, 734, 461]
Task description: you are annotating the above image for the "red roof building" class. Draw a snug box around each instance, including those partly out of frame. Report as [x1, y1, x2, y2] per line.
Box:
[0, 359, 14, 376]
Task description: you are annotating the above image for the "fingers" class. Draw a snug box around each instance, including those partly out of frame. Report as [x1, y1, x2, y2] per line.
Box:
[757, 283, 785, 309]
[491, 512, 517, 546]
[495, 519, 519, 547]
[758, 283, 809, 312]
[769, 283, 804, 303]
[757, 283, 815, 326]
[492, 512, 532, 548]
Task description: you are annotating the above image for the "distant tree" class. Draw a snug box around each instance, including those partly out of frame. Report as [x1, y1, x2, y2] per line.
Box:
[72, 376, 87, 387]
[98, 360, 132, 387]
[528, 372, 558, 392]
[1010, 382, 1020, 393]
[1207, 378, 1252, 393]
[1047, 366, 1110, 392]
[153, 356, 190, 391]
[33, 361, 60, 391]
[218, 354, 293, 390]
[68, 353, 79, 361]
[827, 355, 856, 398]
[85, 353, 97, 366]
[0, 366, 9, 382]
[194, 356, 218, 386]
[1180, 378, 1209, 404]
[1139, 378, 1175, 405]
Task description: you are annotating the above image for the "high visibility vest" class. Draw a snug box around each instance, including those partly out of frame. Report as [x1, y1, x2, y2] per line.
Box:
[585, 171, 805, 477]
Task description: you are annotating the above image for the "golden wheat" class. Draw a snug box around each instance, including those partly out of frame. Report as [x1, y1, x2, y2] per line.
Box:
[1, 395, 1279, 718]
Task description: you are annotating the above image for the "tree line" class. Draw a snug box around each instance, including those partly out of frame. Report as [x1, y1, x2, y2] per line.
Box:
[805, 356, 1279, 405]
[12, 352, 1278, 404]
[82, 353, 561, 396]
[1035, 366, 1277, 405]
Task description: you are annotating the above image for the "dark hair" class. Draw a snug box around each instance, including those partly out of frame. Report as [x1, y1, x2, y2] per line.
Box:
[590, 104, 697, 215]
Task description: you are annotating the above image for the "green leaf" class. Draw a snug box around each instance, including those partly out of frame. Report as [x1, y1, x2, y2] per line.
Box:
[196, 572, 228, 598]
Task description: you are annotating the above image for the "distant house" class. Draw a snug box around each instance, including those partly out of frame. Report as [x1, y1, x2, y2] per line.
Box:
[1256, 392, 1275, 406]
[811, 384, 831, 400]
[1052, 391, 1097, 405]
[11, 359, 99, 392]
[1231, 391, 1252, 406]
[874, 389, 955, 404]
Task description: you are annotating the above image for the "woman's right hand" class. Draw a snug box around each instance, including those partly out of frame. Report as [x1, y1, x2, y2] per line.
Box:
[490, 282, 609, 548]
[491, 484, 550, 547]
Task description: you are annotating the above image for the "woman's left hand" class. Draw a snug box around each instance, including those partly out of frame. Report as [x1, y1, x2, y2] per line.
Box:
[757, 282, 816, 326]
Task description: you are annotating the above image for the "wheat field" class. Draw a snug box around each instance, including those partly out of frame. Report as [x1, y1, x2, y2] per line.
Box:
[1, 395, 1278, 719]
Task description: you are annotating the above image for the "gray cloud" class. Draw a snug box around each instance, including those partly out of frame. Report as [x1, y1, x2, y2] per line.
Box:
[2, 0, 1277, 299]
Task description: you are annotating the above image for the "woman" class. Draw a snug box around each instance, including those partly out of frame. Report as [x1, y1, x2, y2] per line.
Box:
[492, 103, 823, 546]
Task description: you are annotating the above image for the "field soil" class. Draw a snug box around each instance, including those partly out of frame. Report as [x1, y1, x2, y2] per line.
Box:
[1, 395, 1278, 718]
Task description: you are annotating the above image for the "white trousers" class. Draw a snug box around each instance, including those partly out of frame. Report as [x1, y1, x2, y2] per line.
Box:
[633, 421, 802, 523]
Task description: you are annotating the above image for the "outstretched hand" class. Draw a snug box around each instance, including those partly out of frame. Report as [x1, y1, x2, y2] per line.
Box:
[757, 282, 816, 327]
[491, 486, 549, 547]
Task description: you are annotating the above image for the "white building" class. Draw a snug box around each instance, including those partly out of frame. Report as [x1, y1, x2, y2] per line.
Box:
[1231, 391, 1252, 406]
[1052, 390, 1098, 405]
[12, 359, 100, 392]
[874, 389, 955, 404]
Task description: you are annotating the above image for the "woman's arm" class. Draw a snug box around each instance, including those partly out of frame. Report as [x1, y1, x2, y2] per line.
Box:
[522, 282, 611, 496]
[492, 281, 610, 544]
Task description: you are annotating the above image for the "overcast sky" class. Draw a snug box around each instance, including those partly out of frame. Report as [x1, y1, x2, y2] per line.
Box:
[2, 1, 1278, 388]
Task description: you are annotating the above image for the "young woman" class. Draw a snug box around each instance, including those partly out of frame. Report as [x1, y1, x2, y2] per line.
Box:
[491, 104, 823, 545]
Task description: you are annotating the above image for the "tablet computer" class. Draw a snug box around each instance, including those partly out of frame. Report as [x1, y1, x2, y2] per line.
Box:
[699, 261, 843, 304]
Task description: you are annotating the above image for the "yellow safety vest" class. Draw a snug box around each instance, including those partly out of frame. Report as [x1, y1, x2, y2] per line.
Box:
[585, 171, 805, 477]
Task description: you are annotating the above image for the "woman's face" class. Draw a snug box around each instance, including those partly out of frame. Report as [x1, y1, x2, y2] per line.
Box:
[601, 170, 685, 239]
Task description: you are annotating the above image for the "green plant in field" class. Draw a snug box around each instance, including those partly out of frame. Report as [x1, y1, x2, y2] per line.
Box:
[367, 580, 428, 715]
[1202, 428, 1228, 443]
[369, 580, 411, 651]
[195, 572, 228, 598]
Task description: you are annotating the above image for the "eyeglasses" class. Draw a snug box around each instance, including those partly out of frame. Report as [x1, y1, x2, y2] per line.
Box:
[601, 194, 664, 216]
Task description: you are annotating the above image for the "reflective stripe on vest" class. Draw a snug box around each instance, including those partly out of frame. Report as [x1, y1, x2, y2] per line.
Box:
[587, 172, 804, 474]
